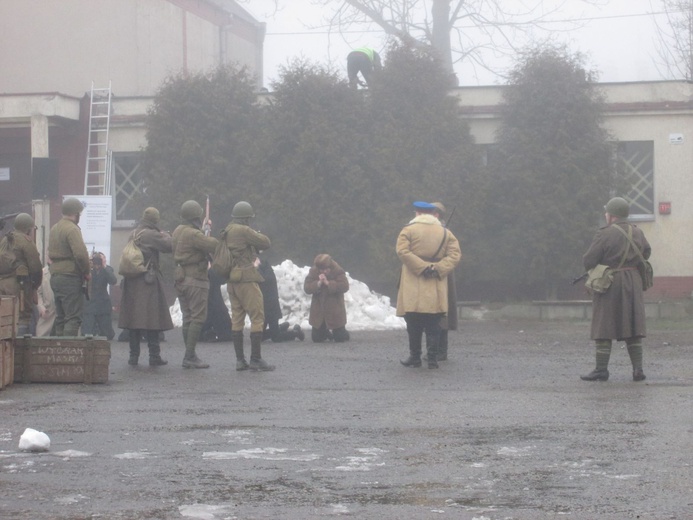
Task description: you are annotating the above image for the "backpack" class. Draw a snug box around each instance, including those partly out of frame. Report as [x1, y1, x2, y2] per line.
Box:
[118, 231, 147, 277]
[0, 233, 17, 276]
[210, 230, 232, 279]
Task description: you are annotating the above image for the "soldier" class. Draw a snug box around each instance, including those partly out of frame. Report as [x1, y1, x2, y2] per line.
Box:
[81, 252, 117, 339]
[48, 198, 90, 336]
[118, 207, 173, 366]
[396, 201, 461, 369]
[0, 213, 43, 336]
[223, 201, 274, 371]
[303, 254, 350, 343]
[347, 46, 382, 88]
[172, 200, 219, 368]
[581, 197, 651, 382]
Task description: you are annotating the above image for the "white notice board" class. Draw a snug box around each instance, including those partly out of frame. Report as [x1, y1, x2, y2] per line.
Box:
[63, 195, 113, 263]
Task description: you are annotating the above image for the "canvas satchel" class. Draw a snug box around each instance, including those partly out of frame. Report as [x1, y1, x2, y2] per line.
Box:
[585, 228, 631, 294]
[118, 231, 147, 277]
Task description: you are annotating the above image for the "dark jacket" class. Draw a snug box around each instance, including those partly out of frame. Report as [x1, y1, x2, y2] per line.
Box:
[85, 265, 117, 314]
[583, 220, 651, 340]
[258, 259, 282, 323]
[117, 222, 174, 331]
[304, 259, 349, 330]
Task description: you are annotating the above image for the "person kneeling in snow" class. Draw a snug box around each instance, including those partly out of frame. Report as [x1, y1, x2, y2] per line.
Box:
[303, 254, 350, 343]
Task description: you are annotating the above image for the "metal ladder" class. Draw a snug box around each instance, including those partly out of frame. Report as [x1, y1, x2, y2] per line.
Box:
[83, 81, 112, 195]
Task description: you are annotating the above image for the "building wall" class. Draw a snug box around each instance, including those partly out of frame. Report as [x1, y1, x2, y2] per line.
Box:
[0, 0, 263, 97]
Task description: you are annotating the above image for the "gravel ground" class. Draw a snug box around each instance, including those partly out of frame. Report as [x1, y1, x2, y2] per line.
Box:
[1, 319, 692, 520]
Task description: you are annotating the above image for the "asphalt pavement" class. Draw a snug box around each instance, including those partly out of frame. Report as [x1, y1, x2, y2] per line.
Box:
[1, 319, 692, 520]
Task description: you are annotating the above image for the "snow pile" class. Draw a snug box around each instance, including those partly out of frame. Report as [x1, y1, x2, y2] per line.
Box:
[18, 428, 50, 452]
[170, 259, 405, 331]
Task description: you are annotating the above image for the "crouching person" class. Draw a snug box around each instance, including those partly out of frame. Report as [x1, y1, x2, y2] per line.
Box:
[303, 254, 350, 343]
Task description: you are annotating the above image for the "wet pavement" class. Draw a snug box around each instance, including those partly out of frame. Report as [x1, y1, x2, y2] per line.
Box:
[1, 319, 692, 519]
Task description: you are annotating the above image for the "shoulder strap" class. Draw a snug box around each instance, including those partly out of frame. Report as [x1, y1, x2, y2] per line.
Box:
[431, 228, 448, 261]
[613, 224, 647, 266]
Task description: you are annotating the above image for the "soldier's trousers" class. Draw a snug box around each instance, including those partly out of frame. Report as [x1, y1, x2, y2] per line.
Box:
[50, 274, 84, 336]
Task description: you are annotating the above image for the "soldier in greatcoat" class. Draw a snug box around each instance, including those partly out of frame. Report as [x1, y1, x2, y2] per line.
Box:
[172, 200, 219, 368]
[396, 201, 461, 369]
[303, 254, 350, 343]
[118, 207, 173, 366]
[48, 198, 90, 337]
[581, 197, 651, 382]
[0, 213, 43, 335]
[224, 201, 274, 371]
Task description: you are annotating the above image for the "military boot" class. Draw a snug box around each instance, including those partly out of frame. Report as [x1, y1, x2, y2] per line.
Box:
[148, 330, 168, 366]
[182, 322, 209, 369]
[401, 333, 422, 367]
[627, 341, 646, 381]
[437, 329, 449, 361]
[249, 331, 275, 371]
[128, 330, 141, 366]
[233, 331, 249, 371]
[293, 324, 305, 341]
[581, 340, 611, 381]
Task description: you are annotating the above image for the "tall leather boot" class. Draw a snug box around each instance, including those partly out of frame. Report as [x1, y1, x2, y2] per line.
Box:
[233, 331, 249, 371]
[401, 327, 423, 368]
[147, 330, 168, 366]
[581, 339, 611, 381]
[128, 330, 141, 366]
[249, 331, 275, 371]
[182, 322, 209, 369]
[626, 339, 646, 381]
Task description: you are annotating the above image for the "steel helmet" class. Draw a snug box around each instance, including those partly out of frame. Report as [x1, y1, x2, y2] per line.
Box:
[181, 200, 203, 220]
[605, 197, 629, 218]
[14, 213, 35, 233]
[232, 201, 254, 218]
[62, 198, 84, 216]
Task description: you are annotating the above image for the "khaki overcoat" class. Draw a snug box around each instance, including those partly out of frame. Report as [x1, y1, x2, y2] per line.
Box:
[396, 214, 461, 316]
[117, 222, 173, 331]
[304, 259, 349, 330]
[583, 220, 651, 340]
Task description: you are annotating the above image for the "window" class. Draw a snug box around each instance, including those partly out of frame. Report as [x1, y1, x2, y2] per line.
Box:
[112, 152, 144, 226]
[616, 141, 654, 220]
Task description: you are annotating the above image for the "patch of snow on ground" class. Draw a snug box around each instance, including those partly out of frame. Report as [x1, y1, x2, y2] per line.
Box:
[170, 259, 405, 331]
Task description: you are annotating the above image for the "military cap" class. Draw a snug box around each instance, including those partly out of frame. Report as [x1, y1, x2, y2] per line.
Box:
[142, 207, 160, 224]
[13, 213, 35, 233]
[62, 197, 84, 216]
[412, 201, 436, 210]
[431, 202, 446, 214]
[605, 197, 630, 218]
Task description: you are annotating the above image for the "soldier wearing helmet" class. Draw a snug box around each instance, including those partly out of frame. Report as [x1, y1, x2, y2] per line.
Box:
[118, 206, 174, 366]
[0, 213, 43, 335]
[581, 197, 652, 382]
[172, 200, 219, 368]
[48, 198, 90, 336]
[223, 201, 274, 371]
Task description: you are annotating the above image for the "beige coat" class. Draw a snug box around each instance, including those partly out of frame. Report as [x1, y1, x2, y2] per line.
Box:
[396, 214, 461, 316]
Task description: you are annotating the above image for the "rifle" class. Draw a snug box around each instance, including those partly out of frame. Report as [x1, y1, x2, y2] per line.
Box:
[444, 206, 456, 228]
[0, 212, 19, 231]
[571, 272, 588, 285]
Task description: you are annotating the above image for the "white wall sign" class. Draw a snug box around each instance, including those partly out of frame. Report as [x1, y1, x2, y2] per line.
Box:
[669, 133, 684, 145]
[0, 167, 9, 181]
[63, 195, 113, 264]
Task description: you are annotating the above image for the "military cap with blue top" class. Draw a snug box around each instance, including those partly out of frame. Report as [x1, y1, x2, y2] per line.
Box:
[412, 201, 436, 210]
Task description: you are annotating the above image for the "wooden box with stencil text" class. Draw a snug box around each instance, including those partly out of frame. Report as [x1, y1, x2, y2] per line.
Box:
[0, 296, 17, 340]
[14, 336, 110, 384]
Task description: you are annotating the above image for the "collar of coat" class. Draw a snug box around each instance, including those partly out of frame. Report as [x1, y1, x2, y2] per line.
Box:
[409, 214, 441, 225]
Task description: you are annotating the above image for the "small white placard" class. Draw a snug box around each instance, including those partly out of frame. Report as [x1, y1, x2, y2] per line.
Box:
[669, 133, 684, 145]
[0, 167, 9, 181]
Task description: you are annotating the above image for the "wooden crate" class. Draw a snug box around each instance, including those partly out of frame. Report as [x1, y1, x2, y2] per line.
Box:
[0, 339, 13, 390]
[0, 296, 17, 340]
[14, 337, 110, 384]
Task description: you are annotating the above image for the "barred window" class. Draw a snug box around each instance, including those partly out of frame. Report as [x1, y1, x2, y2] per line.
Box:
[112, 152, 144, 226]
[616, 141, 654, 220]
